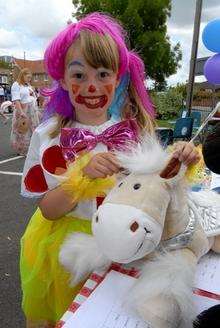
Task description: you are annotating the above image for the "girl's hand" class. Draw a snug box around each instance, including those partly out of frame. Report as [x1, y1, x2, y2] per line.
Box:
[172, 141, 201, 166]
[83, 152, 120, 179]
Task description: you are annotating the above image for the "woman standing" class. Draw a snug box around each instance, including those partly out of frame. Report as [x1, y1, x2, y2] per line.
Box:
[10, 68, 40, 155]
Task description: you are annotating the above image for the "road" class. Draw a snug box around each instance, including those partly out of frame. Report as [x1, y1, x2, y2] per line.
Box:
[0, 115, 37, 327]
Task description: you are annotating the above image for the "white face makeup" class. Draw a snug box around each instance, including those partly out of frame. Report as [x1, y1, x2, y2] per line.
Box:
[62, 44, 119, 125]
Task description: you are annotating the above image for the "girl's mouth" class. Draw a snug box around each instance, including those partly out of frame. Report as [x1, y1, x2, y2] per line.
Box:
[75, 95, 108, 109]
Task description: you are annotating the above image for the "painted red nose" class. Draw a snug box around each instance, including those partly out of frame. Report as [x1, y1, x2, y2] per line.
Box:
[88, 85, 96, 93]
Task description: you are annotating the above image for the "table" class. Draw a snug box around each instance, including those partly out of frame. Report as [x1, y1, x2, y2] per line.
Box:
[56, 253, 220, 327]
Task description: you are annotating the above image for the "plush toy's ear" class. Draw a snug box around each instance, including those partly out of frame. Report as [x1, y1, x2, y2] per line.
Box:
[59, 233, 111, 285]
[160, 157, 181, 179]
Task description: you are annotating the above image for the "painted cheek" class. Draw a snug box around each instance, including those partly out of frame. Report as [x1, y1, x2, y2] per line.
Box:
[104, 84, 113, 95]
[71, 84, 80, 94]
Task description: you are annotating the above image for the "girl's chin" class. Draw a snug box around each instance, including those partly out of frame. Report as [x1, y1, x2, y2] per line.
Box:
[74, 106, 109, 123]
[75, 105, 109, 115]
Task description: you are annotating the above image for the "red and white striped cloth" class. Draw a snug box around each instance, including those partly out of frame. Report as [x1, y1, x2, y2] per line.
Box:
[56, 260, 220, 327]
[55, 263, 139, 328]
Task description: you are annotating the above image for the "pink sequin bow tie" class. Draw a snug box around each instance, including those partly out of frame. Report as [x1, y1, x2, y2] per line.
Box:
[60, 119, 139, 161]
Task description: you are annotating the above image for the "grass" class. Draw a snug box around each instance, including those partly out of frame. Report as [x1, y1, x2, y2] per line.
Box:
[156, 119, 175, 128]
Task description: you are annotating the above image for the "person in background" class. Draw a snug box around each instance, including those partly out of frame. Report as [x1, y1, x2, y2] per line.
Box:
[35, 87, 40, 106]
[193, 305, 220, 327]
[202, 122, 220, 193]
[0, 85, 5, 103]
[10, 68, 39, 155]
[5, 85, 11, 102]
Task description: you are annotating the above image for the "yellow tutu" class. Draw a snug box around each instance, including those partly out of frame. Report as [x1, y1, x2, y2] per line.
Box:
[20, 208, 92, 323]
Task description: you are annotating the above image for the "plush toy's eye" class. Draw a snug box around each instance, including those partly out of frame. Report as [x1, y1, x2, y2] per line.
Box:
[133, 183, 141, 190]
[118, 182, 123, 187]
[95, 216, 99, 223]
[130, 221, 139, 232]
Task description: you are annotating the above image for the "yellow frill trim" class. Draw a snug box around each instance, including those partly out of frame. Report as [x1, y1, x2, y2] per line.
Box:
[167, 144, 207, 185]
[185, 145, 207, 185]
[60, 153, 116, 202]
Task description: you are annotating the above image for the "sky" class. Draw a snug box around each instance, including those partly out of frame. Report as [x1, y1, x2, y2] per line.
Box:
[0, 0, 220, 86]
[167, 0, 220, 85]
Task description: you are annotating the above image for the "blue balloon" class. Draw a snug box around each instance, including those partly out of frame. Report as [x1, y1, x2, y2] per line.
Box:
[202, 19, 220, 53]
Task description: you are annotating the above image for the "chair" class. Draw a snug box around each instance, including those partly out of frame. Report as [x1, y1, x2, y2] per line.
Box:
[191, 110, 203, 142]
[172, 117, 194, 140]
[156, 117, 194, 147]
[180, 108, 188, 118]
[156, 128, 173, 147]
[191, 110, 201, 130]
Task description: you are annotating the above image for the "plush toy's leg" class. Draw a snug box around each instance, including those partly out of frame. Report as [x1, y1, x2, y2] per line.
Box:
[135, 249, 197, 328]
[138, 296, 180, 328]
[211, 235, 220, 253]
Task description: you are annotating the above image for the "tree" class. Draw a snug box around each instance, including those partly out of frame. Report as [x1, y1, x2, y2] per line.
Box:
[0, 60, 11, 69]
[151, 86, 185, 120]
[72, 0, 182, 88]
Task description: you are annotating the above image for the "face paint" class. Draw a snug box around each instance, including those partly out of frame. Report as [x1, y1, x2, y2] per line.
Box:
[71, 84, 80, 94]
[75, 95, 108, 109]
[63, 44, 119, 122]
[104, 84, 113, 94]
[88, 85, 96, 93]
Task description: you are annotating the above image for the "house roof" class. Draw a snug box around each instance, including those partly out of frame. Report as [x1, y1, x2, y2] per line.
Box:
[13, 58, 46, 74]
[194, 81, 220, 91]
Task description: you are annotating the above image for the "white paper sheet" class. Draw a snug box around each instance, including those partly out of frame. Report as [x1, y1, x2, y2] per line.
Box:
[193, 293, 220, 315]
[194, 252, 220, 295]
[63, 253, 220, 327]
[63, 270, 151, 328]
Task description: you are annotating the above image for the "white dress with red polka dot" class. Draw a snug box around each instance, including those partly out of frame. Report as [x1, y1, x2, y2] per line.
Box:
[21, 116, 119, 220]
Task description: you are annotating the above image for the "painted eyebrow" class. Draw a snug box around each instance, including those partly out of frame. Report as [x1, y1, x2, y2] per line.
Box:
[68, 60, 84, 68]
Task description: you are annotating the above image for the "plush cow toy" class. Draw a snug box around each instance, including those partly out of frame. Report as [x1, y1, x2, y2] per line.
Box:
[59, 136, 220, 328]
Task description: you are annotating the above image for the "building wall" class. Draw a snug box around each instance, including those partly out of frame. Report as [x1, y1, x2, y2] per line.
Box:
[31, 72, 51, 88]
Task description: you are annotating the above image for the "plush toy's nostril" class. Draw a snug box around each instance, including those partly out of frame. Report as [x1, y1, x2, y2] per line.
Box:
[130, 221, 139, 232]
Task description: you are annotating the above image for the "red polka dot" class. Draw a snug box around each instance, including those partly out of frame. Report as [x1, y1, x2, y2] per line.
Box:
[42, 145, 67, 174]
[24, 165, 48, 193]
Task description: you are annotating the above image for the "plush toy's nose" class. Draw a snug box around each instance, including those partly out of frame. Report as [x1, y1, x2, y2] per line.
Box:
[130, 221, 139, 232]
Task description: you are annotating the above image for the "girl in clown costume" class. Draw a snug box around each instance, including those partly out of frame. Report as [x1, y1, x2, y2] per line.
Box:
[20, 13, 200, 328]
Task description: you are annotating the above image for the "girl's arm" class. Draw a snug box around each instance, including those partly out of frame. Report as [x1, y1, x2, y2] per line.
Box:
[39, 152, 120, 220]
[13, 100, 24, 112]
[39, 186, 77, 220]
[172, 141, 200, 166]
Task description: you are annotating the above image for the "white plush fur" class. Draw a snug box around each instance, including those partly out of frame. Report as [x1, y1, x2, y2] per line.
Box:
[128, 251, 196, 328]
[189, 190, 220, 209]
[59, 233, 111, 285]
[115, 135, 169, 174]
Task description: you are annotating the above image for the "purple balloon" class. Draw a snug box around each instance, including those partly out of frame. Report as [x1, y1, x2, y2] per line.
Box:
[204, 54, 220, 85]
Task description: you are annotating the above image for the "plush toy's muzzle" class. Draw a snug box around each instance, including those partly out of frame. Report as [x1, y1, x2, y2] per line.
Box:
[92, 203, 163, 263]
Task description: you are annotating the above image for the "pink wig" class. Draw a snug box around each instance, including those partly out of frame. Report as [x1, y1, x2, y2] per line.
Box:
[43, 12, 154, 120]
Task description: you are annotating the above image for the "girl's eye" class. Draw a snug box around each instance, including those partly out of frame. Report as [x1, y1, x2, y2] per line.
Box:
[73, 73, 84, 79]
[99, 71, 110, 79]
